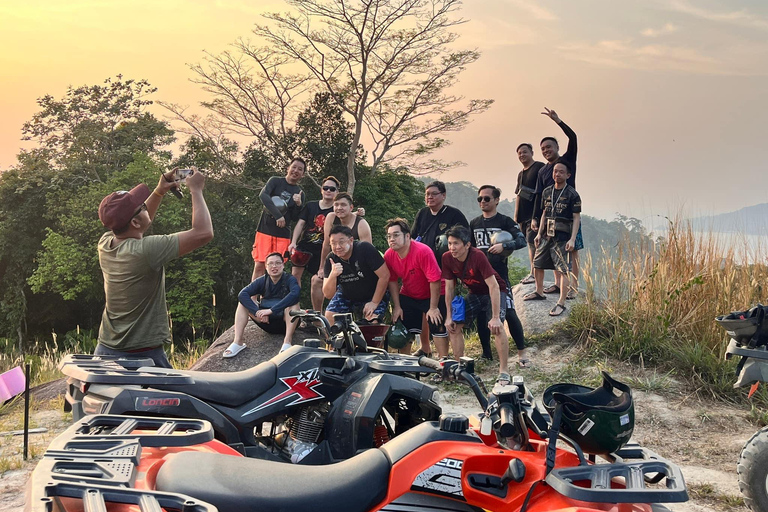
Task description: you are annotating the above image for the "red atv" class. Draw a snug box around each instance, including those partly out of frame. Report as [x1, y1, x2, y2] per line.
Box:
[26, 358, 688, 512]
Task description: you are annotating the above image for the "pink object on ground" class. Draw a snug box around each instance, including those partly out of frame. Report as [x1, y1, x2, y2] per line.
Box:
[0, 366, 25, 402]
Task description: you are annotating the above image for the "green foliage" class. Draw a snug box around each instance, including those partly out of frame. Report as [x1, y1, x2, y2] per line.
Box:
[354, 168, 425, 251]
[21, 75, 174, 182]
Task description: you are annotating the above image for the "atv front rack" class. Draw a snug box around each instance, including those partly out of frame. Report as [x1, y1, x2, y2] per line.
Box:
[59, 354, 156, 370]
[59, 358, 194, 386]
[27, 415, 218, 512]
[546, 443, 688, 504]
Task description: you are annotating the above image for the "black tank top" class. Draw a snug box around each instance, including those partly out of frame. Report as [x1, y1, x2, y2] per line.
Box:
[333, 215, 362, 240]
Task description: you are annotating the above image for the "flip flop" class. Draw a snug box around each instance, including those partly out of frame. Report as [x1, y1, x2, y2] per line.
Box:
[517, 359, 532, 369]
[523, 292, 546, 301]
[543, 284, 560, 294]
[549, 303, 567, 317]
[223, 342, 247, 358]
[566, 289, 578, 300]
[520, 274, 536, 285]
[496, 372, 511, 386]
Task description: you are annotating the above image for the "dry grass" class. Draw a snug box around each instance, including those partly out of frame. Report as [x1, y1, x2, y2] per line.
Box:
[569, 215, 767, 401]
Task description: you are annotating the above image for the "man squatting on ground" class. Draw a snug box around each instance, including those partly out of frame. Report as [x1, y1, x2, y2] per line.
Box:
[322, 225, 390, 325]
[96, 168, 214, 368]
[442, 226, 512, 384]
[223, 252, 301, 358]
[533, 108, 582, 298]
[384, 218, 444, 351]
[530, 162, 582, 317]
[514, 143, 545, 284]
[470, 185, 530, 368]
[410, 181, 468, 358]
[252, 158, 306, 280]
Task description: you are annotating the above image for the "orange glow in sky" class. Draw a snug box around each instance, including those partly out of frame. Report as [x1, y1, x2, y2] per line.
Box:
[2, 0, 767, 220]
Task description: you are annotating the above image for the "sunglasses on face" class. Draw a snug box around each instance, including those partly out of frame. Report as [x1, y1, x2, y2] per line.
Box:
[476, 196, 493, 203]
[322, 186, 338, 192]
[132, 203, 148, 218]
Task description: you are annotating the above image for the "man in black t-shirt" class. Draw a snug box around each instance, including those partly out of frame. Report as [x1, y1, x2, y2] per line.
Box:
[527, 162, 581, 317]
[470, 185, 529, 366]
[514, 143, 545, 284]
[289, 176, 338, 310]
[410, 180, 469, 358]
[533, 108, 582, 297]
[252, 158, 306, 280]
[322, 225, 390, 324]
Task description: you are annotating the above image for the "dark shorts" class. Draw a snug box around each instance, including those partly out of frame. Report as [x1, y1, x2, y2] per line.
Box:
[521, 219, 538, 247]
[533, 237, 570, 274]
[574, 224, 584, 251]
[399, 294, 448, 339]
[252, 314, 286, 335]
[294, 242, 323, 275]
[327, 290, 390, 321]
[459, 291, 508, 326]
[94, 343, 172, 369]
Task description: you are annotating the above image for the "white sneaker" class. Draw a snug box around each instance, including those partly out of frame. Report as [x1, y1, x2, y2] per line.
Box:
[279, 343, 292, 353]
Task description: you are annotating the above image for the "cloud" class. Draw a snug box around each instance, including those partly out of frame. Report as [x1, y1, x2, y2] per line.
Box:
[504, 0, 558, 21]
[557, 39, 727, 74]
[641, 23, 678, 37]
[666, 0, 768, 30]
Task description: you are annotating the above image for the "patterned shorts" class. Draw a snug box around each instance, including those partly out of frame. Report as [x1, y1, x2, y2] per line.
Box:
[533, 237, 570, 274]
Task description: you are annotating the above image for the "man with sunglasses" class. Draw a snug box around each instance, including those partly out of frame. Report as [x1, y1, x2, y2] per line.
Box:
[288, 176, 340, 311]
[470, 185, 529, 367]
[96, 168, 213, 368]
[409, 180, 468, 358]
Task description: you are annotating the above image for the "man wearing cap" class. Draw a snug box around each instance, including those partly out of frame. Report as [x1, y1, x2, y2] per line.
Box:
[95, 168, 214, 367]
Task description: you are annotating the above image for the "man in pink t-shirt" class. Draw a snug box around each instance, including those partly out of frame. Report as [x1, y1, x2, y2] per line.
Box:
[384, 218, 447, 355]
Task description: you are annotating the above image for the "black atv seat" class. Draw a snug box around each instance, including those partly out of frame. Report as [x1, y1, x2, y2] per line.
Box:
[147, 361, 277, 407]
[156, 448, 390, 512]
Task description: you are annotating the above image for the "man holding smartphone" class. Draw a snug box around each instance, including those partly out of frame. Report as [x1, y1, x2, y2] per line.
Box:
[95, 167, 214, 367]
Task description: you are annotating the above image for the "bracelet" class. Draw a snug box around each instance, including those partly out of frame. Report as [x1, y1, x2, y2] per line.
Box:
[152, 189, 165, 198]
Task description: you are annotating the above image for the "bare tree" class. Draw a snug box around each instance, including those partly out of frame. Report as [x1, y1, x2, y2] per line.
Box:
[187, 0, 492, 194]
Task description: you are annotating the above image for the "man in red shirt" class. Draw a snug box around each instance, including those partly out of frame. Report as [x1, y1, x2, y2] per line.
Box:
[442, 226, 511, 384]
[384, 218, 446, 355]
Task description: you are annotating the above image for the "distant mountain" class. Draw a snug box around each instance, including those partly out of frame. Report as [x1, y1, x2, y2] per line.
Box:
[689, 203, 768, 236]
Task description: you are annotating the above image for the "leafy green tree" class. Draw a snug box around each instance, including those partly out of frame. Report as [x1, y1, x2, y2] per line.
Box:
[353, 167, 425, 251]
[21, 76, 174, 184]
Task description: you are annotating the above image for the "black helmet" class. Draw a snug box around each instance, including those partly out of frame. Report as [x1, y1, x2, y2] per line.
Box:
[490, 231, 514, 257]
[542, 371, 634, 455]
[387, 321, 410, 349]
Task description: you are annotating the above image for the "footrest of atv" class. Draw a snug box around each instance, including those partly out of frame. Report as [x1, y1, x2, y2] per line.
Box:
[52, 414, 214, 448]
[26, 482, 216, 512]
[545, 444, 688, 504]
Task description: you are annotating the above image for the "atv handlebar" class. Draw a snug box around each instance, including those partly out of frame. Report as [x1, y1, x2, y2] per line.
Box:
[418, 356, 489, 411]
[417, 356, 442, 371]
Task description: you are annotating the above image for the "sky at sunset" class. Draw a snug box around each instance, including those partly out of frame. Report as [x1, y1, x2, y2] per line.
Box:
[2, 0, 767, 223]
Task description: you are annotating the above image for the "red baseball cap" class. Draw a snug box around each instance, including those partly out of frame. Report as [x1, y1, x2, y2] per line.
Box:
[98, 184, 151, 231]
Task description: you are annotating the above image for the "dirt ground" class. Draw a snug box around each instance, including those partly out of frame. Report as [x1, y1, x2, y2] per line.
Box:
[0, 339, 759, 512]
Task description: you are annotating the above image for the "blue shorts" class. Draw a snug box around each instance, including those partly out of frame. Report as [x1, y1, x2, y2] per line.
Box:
[461, 291, 509, 326]
[327, 290, 389, 321]
[574, 224, 584, 251]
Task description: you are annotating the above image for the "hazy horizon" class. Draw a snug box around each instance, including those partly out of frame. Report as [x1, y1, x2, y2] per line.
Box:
[2, 0, 767, 221]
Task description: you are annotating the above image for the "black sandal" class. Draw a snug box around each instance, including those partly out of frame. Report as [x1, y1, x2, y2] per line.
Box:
[549, 303, 567, 317]
[523, 292, 546, 301]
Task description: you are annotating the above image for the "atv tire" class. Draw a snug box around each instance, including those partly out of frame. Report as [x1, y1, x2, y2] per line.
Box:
[739, 426, 768, 512]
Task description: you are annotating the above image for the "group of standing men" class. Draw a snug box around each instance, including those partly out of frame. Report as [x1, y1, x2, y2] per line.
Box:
[92, 108, 583, 383]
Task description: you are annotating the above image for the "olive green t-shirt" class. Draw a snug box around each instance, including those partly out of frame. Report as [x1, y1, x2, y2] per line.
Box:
[97, 232, 180, 351]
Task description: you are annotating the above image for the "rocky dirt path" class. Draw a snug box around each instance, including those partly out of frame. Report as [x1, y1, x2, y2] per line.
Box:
[0, 337, 758, 511]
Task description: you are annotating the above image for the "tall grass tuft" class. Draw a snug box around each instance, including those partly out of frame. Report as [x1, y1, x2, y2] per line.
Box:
[568, 215, 767, 401]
